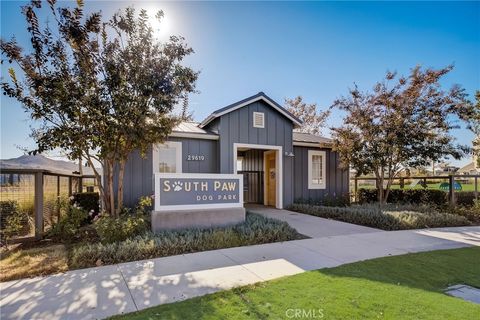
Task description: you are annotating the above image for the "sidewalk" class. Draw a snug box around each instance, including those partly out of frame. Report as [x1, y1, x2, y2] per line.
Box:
[247, 205, 380, 238]
[1, 225, 479, 320]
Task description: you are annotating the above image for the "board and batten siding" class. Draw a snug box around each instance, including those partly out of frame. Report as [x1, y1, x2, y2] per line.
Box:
[293, 146, 349, 201]
[208, 99, 295, 206]
[119, 138, 219, 207]
[117, 148, 155, 208]
[168, 137, 219, 174]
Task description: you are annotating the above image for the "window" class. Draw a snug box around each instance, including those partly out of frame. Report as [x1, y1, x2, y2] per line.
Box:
[308, 150, 326, 189]
[153, 141, 182, 173]
[253, 112, 265, 128]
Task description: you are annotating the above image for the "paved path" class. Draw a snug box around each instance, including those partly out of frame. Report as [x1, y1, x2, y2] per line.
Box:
[247, 205, 379, 237]
[1, 220, 479, 319]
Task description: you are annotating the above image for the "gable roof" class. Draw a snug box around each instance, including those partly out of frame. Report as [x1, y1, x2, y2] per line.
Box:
[170, 121, 219, 140]
[458, 161, 479, 174]
[199, 92, 302, 128]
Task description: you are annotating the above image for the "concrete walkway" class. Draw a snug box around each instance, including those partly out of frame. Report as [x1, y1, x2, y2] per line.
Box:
[247, 205, 379, 237]
[1, 224, 479, 320]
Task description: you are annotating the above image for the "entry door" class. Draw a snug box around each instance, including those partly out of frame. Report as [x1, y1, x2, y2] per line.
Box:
[265, 151, 276, 206]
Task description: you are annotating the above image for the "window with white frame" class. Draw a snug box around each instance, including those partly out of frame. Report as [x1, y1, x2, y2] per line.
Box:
[154, 141, 182, 173]
[308, 150, 326, 189]
[253, 112, 265, 128]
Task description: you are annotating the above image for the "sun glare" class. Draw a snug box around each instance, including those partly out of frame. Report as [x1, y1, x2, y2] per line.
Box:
[147, 8, 170, 40]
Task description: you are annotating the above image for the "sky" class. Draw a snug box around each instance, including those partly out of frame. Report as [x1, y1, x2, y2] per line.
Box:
[1, 1, 479, 166]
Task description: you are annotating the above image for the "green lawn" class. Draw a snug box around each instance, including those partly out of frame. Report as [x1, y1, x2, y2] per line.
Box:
[112, 247, 480, 320]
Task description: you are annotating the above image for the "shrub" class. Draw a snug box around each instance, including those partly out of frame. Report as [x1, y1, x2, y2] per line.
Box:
[357, 188, 447, 205]
[0, 200, 31, 243]
[450, 199, 480, 223]
[357, 188, 378, 203]
[70, 213, 304, 268]
[455, 192, 477, 206]
[94, 213, 148, 244]
[289, 203, 471, 231]
[48, 205, 89, 242]
[93, 196, 153, 244]
[71, 192, 100, 215]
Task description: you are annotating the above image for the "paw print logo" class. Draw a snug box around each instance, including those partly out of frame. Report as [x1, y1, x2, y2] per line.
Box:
[173, 181, 183, 192]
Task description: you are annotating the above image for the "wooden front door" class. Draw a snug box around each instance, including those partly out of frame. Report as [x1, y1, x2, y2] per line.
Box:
[265, 151, 276, 206]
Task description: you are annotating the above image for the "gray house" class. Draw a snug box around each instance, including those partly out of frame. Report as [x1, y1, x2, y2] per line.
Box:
[121, 92, 349, 209]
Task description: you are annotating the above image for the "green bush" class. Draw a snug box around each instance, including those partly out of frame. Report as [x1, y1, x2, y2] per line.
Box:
[94, 213, 148, 244]
[450, 199, 480, 223]
[71, 192, 99, 214]
[48, 205, 89, 242]
[289, 203, 471, 231]
[93, 196, 153, 244]
[70, 213, 304, 268]
[455, 192, 477, 206]
[357, 188, 447, 205]
[0, 200, 31, 241]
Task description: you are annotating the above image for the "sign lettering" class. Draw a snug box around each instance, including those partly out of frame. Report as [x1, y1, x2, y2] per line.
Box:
[155, 174, 243, 211]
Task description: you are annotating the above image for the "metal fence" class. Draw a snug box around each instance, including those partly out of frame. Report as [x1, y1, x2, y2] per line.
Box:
[351, 174, 480, 204]
[0, 168, 98, 242]
[238, 171, 264, 204]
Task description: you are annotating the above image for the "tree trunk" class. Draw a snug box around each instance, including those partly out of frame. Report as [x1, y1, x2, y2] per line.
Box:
[107, 160, 115, 217]
[84, 156, 109, 214]
[377, 174, 385, 204]
[116, 159, 126, 216]
[102, 160, 112, 215]
[383, 177, 394, 204]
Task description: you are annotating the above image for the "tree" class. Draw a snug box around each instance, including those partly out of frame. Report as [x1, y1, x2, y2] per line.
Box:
[284, 96, 330, 135]
[181, 94, 194, 121]
[331, 65, 472, 204]
[1, 0, 198, 216]
[467, 91, 480, 168]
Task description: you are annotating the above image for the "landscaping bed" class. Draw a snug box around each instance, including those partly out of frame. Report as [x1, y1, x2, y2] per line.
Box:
[0, 212, 305, 282]
[288, 203, 473, 230]
[110, 247, 480, 320]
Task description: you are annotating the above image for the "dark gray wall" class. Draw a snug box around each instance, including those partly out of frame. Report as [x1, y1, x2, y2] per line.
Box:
[169, 137, 219, 174]
[207, 100, 295, 206]
[119, 100, 348, 208]
[293, 146, 349, 202]
[118, 148, 154, 208]
[120, 138, 219, 207]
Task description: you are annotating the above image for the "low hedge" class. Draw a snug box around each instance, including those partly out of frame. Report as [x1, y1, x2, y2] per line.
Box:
[289, 203, 471, 231]
[357, 188, 448, 205]
[455, 192, 477, 206]
[70, 213, 305, 268]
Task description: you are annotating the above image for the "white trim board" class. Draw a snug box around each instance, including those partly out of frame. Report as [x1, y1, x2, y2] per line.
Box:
[233, 143, 283, 209]
[170, 132, 219, 140]
[293, 141, 332, 148]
